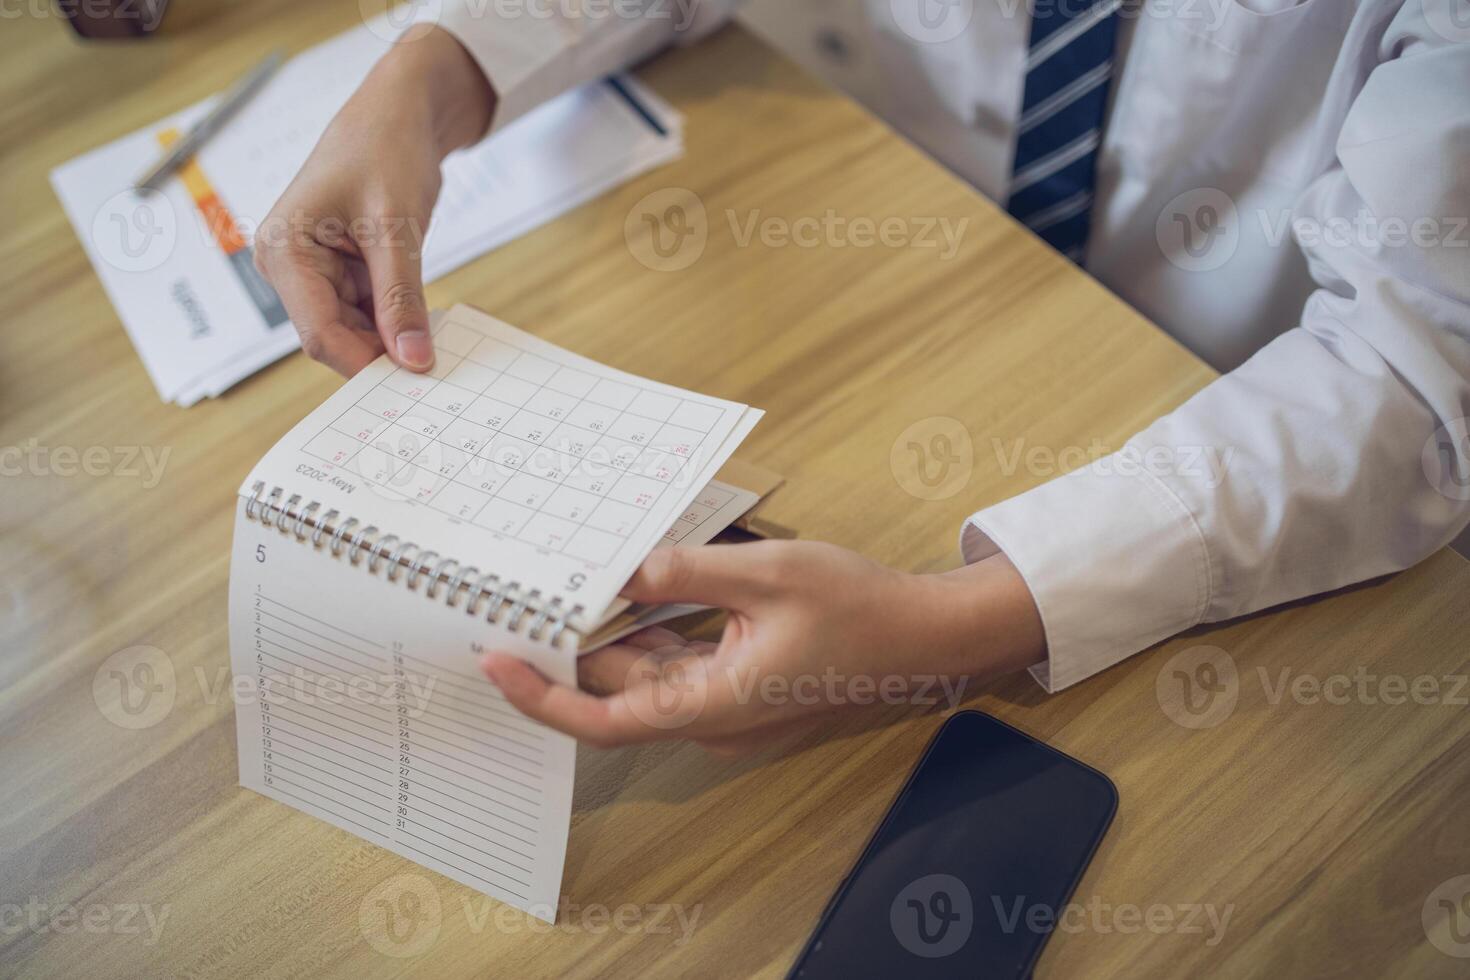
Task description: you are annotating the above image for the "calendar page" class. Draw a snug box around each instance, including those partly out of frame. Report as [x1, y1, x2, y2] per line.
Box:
[229, 498, 578, 921]
[240, 306, 763, 630]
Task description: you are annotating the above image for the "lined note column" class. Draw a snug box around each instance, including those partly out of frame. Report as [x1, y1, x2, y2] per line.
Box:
[388, 646, 547, 908]
[248, 585, 397, 839]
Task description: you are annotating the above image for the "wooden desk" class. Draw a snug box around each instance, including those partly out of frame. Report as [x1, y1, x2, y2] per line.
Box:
[3, 4, 1468, 977]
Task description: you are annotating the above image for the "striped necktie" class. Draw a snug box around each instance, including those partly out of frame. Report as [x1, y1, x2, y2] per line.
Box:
[1006, 0, 1123, 264]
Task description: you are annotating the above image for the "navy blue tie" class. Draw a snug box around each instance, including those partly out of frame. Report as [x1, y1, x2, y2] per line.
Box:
[1006, 0, 1122, 264]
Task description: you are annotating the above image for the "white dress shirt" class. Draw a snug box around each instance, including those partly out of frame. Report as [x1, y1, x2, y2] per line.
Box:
[429, 0, 1470, 692]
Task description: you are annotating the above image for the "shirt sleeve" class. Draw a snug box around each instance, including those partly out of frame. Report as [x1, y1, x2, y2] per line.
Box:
[962, 2, 1470, 693]
[425, 0, 741, 134]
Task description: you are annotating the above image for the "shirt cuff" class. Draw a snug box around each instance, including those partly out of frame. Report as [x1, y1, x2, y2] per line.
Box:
[425, 2, 704, 136]
[959, 455, 1214, 692]
[427, 3, 575, 134]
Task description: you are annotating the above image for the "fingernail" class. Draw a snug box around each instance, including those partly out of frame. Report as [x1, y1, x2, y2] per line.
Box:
[396, 330, 434, 370]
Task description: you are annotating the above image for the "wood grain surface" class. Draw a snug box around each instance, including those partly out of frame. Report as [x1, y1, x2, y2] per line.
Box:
[2, 3, 1468, 977]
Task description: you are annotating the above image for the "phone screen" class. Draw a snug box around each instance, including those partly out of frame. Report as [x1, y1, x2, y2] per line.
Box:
[788, 711, 1117, 978]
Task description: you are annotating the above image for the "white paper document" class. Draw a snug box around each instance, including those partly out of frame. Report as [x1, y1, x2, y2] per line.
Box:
[229, 306, 763, 919]
[231, 507, 579, 914]
[51, 17, 684, 406]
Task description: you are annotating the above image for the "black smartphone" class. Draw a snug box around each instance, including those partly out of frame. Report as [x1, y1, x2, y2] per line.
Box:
[788, 710, 1118, 979]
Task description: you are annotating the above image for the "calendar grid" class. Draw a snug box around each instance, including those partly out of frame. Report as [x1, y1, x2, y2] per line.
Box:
[300, 320, 729, 572]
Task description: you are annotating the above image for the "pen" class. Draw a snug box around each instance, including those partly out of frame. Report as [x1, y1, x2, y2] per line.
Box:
[134, 50, 285, 194]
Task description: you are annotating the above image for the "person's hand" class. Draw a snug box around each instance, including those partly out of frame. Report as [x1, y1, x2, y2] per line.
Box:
[254, 27, 496, 376]
[480, 541, 1046, 755]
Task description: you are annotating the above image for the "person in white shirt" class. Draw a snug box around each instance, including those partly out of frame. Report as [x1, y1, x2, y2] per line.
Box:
[254, 0, 1470, 753]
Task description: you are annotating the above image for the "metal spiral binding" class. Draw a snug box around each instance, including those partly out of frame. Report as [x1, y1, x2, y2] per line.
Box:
[246, 481, 584, 647]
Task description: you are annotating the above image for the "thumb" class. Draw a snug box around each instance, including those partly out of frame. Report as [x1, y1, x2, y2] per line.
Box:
[361, 233, 433, 371]
[622, 544, 764, 611]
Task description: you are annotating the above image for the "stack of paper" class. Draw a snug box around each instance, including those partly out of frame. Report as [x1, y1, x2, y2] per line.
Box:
[51, 19, 684, 406]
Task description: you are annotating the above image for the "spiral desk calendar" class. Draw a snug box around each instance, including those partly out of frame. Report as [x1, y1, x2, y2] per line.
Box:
[244, 479, 588, 648]
[227, 305, 767, 919]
